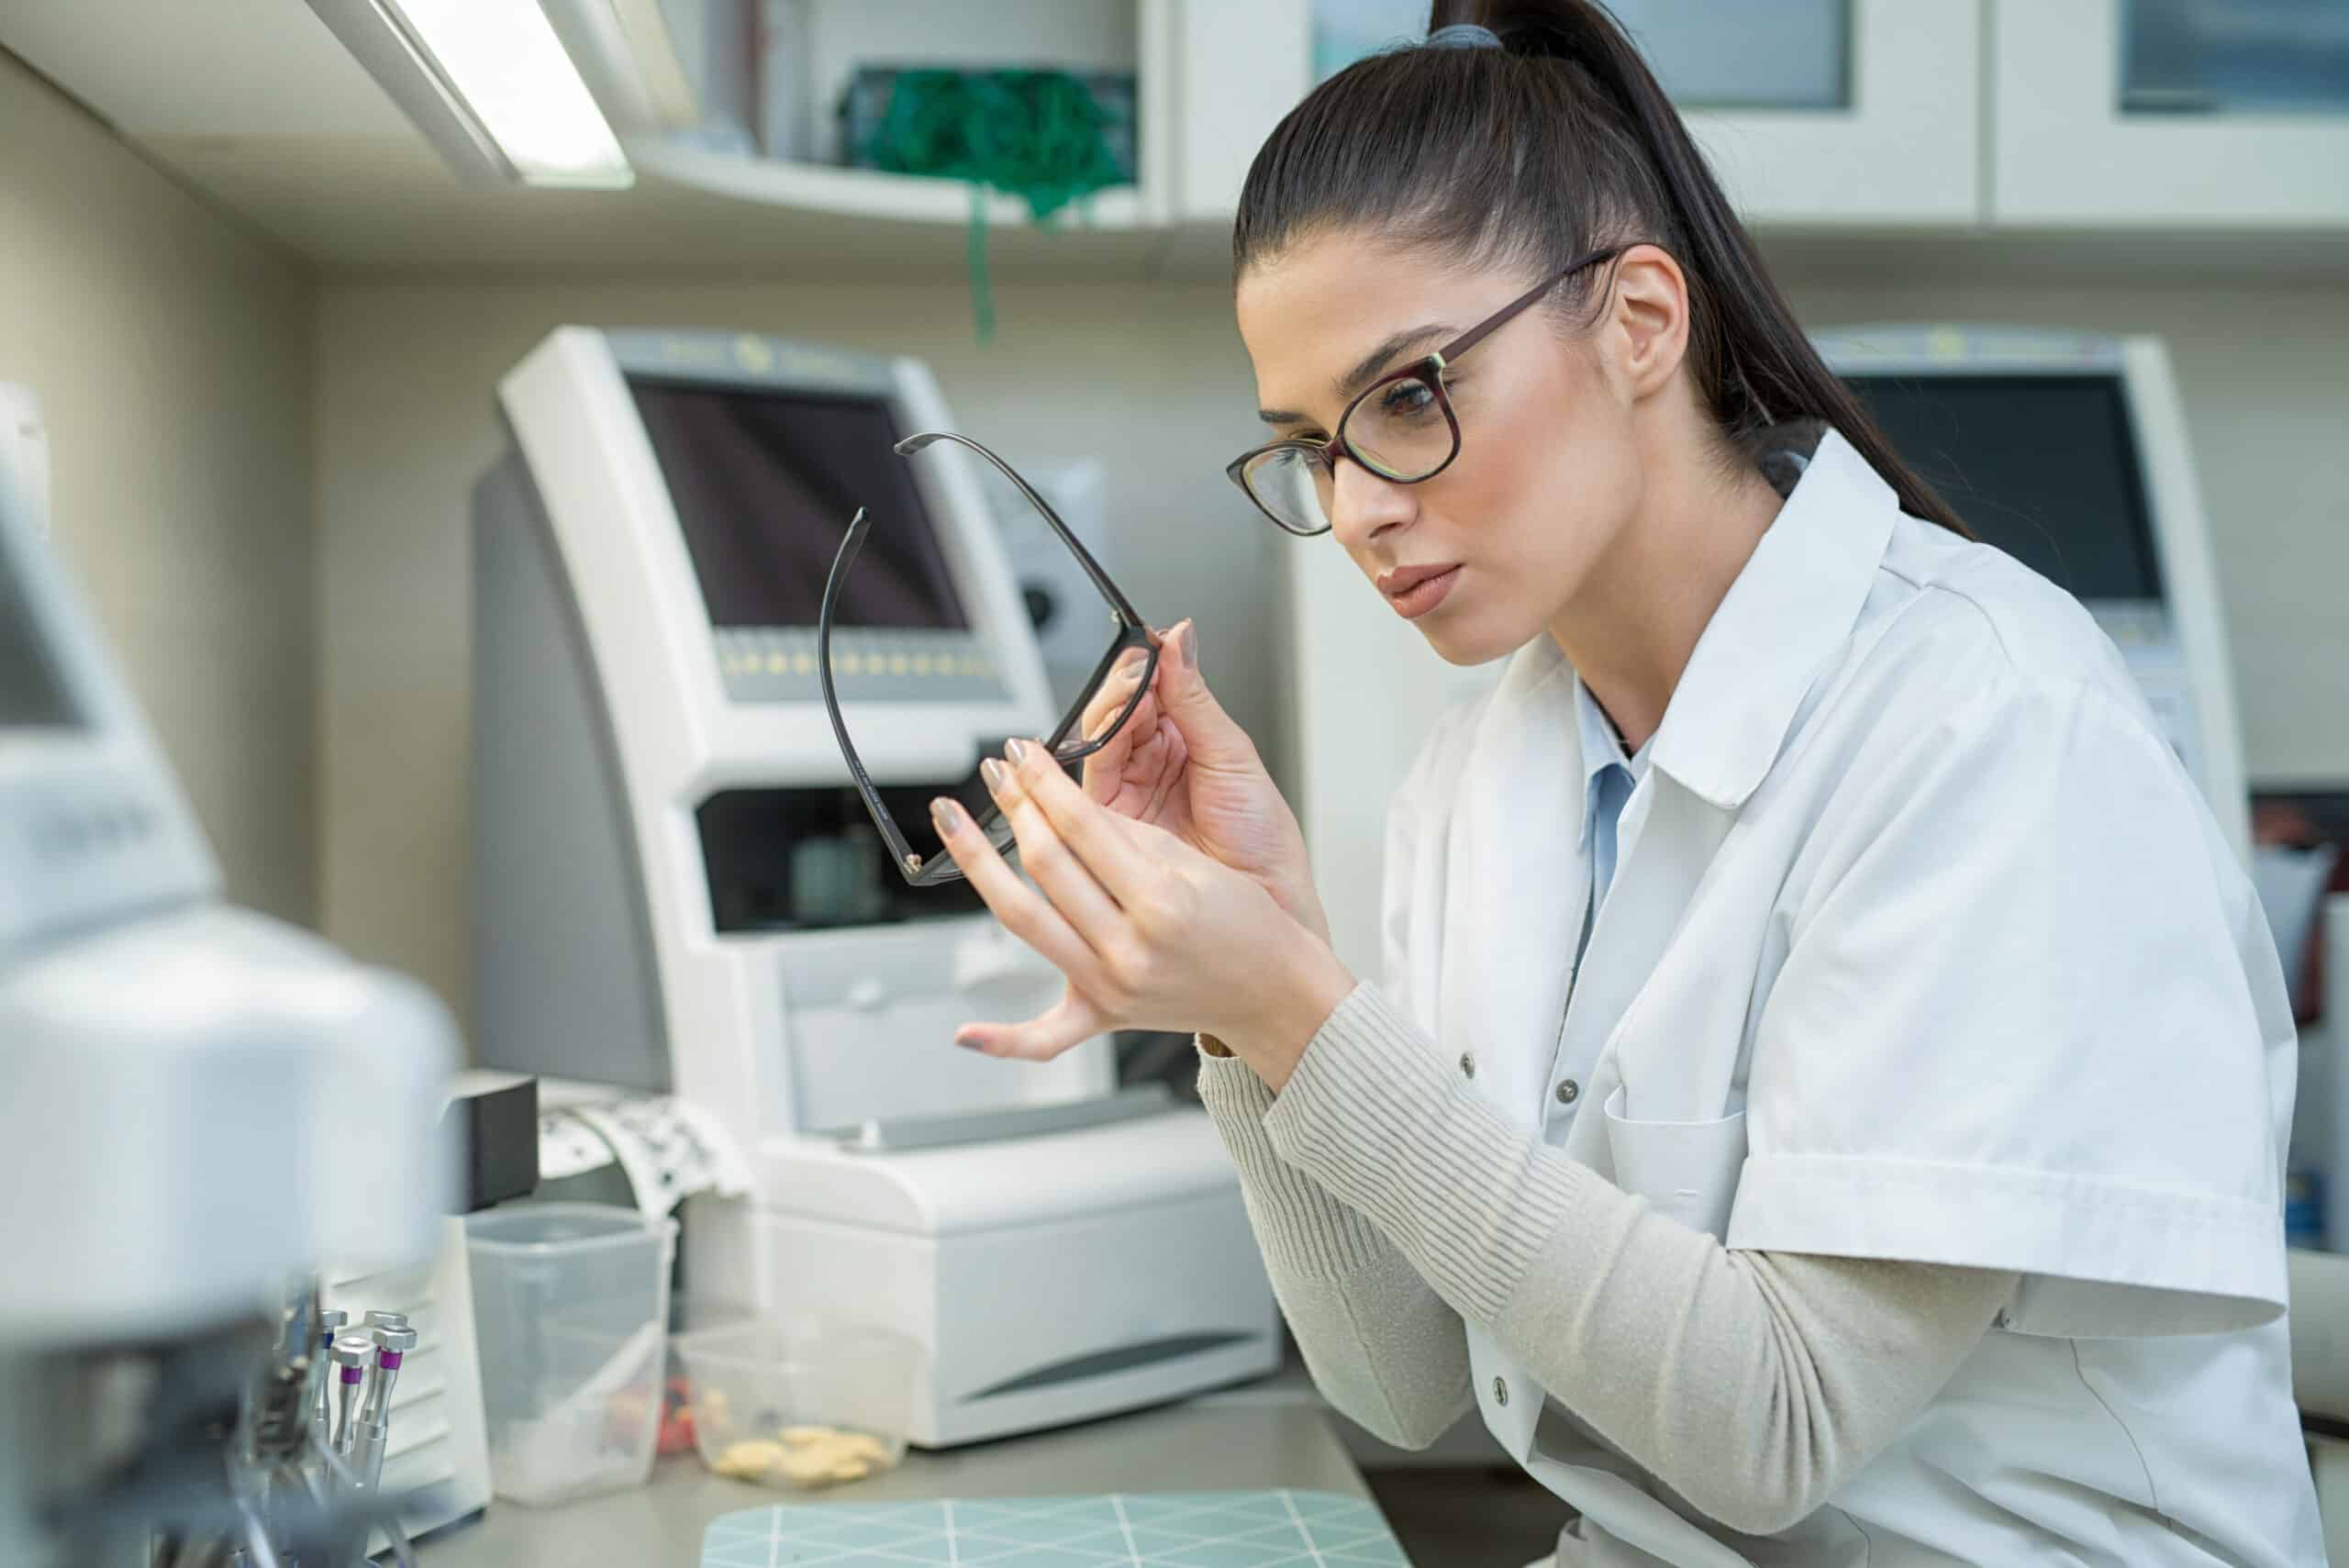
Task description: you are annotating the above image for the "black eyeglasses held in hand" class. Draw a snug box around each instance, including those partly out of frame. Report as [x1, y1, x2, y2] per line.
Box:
[819, 430, 1159, 886]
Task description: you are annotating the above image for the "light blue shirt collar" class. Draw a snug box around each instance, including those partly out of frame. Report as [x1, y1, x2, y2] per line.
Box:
[1574, 677, 1647, 829]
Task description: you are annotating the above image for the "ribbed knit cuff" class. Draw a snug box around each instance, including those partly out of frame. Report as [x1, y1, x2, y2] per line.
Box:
[1261, 983, 1591, 1323]
[1195, 1040, 1396, 1279]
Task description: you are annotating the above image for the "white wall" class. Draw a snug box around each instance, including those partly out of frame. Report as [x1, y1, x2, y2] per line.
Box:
[317, 265, 2349, 1023]
[317, 277, 1280, 1022]
[0, 49, 317, 922]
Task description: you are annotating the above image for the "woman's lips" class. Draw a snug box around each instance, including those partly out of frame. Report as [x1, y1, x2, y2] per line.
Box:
[1382, 564, 1462, 619]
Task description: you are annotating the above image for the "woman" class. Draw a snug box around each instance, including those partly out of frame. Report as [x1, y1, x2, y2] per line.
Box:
[926, 3, 2321, 1562]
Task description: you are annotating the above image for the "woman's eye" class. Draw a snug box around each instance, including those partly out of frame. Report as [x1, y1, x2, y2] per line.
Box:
[1378, 379, 1438, 419]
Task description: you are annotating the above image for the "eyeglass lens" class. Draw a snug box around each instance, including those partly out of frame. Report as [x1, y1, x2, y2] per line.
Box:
[1241, 365, 1456, 535]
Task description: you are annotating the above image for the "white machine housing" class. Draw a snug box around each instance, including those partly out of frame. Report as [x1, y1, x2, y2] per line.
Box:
[0, 384, 465, 1566]
[0, 387, 457, 1346]
[473, 328, 1277, 1446]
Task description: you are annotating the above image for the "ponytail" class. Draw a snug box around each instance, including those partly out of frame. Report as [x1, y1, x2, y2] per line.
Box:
[1235, 0, 1969, 536]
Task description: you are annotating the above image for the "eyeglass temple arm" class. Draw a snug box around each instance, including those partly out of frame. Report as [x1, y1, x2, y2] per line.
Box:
[1436, 244, 1627, 365]
[818, 508, 927, 877]
[896, 430, 1148, 631]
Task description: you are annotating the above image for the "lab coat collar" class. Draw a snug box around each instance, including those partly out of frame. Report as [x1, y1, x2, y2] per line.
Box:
[1648, 428, 1897, 810]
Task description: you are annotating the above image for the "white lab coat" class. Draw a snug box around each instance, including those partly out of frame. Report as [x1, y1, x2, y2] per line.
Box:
[1381, 430, 2324, 1565]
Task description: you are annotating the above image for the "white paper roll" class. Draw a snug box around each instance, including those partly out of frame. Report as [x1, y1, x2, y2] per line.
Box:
[538, 1096, 752, 1219]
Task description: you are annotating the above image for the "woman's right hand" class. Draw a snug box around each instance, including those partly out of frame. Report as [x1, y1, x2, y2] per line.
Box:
[1076, 619, 1330, 946]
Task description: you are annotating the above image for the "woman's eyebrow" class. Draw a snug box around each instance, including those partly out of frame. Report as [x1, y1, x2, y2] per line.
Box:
[1257, 322, 1456, 427]
[1337, 324, 1451, 399]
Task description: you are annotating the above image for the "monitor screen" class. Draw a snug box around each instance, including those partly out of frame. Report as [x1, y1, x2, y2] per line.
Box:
[1841, 373, 2163, 601]
[629, 379, 968, 629]
[0, 562, 77, 728]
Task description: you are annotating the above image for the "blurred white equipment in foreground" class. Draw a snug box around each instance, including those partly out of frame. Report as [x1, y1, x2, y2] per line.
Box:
[0, 388, 457, 1566]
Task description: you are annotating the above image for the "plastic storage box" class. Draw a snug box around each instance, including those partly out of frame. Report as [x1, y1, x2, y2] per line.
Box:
[464, 1203, 677, 1506]
[670, 1313, 924, 1490]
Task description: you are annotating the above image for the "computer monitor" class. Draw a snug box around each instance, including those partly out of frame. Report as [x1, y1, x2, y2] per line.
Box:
[629, 378, 969, 634]
[1819, 328, 2251, 864]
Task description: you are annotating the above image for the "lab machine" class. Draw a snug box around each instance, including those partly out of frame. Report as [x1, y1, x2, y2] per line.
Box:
[470, 328, 1278, 1447]
[0, 390, 458, 1564]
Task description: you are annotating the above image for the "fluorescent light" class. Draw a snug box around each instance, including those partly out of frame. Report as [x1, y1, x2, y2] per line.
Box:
[395, 0, 631, 186]
[307, 0, 635, 189]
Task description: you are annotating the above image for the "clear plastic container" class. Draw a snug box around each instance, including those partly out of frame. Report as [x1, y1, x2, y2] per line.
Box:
[464, 1203, 677, 1507]
[669, 1312, 924, 1491]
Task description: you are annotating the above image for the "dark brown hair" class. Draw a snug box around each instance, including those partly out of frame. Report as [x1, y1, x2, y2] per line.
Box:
[1232, 0, 1968, 535]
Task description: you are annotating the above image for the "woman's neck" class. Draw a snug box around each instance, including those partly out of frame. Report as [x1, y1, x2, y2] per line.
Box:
[1547, 450, 1784, 753]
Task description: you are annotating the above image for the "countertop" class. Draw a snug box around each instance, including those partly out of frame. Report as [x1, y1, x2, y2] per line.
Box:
[415, 1396, 1365, 1565]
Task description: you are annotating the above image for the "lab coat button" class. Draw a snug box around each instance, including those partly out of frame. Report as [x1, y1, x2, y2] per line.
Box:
[1493, 1376, 1508, 1407]
[1458, 1052, 1475, 1079]
[1555, 1079, 1580, 1105]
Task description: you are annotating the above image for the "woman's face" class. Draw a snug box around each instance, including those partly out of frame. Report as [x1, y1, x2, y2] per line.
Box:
[1235, 232, 1648, 666]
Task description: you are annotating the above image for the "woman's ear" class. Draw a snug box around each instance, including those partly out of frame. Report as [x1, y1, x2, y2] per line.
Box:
[1602, 244, 1691, 405]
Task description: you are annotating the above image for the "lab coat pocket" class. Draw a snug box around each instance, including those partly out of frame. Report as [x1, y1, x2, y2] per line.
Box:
[1602, 1086, 1747, 1240]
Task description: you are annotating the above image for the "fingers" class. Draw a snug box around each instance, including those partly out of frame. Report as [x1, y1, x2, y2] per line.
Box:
[929, 795, 1097, 977]
[1078, 643, 1154, 803]
[979, 753, 1124, 951]
[1006, 735, 1155, 905]
[954, 989, 1108, 1062]
[1152, 619, 1257, 766]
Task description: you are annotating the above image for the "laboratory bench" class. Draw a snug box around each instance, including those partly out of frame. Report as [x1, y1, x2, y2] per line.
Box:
[415, 1396, 1366, 1566]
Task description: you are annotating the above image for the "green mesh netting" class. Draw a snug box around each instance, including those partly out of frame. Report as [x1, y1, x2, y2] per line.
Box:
[853, 70, 1128, 342]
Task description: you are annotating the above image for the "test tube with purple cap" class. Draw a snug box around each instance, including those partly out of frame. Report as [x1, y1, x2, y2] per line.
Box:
[362, 1321, 417, 1427]
[351, 1322, 419, 1496]
[329, 1333, 372, 1455]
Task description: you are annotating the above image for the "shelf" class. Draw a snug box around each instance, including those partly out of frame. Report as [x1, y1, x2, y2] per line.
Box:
[629, 136, 1153, 231]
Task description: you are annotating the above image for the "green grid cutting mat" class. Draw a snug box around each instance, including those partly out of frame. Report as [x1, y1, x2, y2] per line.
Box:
[700, 1488, 1410, 1567]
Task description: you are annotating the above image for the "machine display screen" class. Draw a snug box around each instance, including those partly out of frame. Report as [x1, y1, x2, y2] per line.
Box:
[0, 566, 77, 728]
[629, 379, 969, 629]
[1841, 373, 2163, 601]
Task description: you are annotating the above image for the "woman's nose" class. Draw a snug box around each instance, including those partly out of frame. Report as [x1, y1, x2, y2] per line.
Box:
[1327, 456, 1415, 550]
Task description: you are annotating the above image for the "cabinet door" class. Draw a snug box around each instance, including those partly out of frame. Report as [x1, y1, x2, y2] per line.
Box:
[1993, 0, 2349, 227]
[1169, 0, 1312, 223]
[1673, 0, 1981, 227]
[1181, 0, 1980, 228]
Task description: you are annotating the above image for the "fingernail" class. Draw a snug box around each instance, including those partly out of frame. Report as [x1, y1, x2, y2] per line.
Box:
[1116, 651, 1147, 682]
[1003, 737, 1031, 764]
[1177, 620, 1198, 672]
[979, 757, 1009, 794]
[930, 796, 965, 833]
[952, 1031, 979, 1051]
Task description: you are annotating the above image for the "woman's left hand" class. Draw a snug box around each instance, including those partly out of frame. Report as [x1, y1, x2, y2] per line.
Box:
[931, 737, 1357, 1089]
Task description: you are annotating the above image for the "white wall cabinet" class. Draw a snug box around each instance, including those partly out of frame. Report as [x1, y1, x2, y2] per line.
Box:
[1991, 0, 2349, 228]
[1663, 0, 1982, 229]
[1171, 0, 1982, 229]
[1162, 0, 1312, 224]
